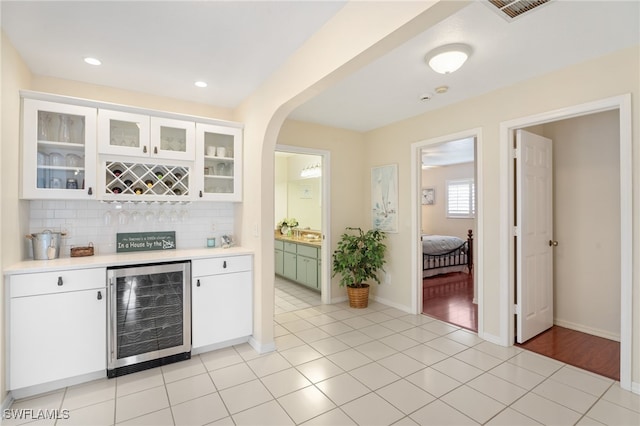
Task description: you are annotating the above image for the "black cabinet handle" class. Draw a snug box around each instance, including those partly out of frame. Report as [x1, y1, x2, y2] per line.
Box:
[223, 261, 227, 269]
[143, 146, 148, 154]
[199, 190, 203, 198]
[57, 276, 63, 286]
[88, 187, 93, 195]
[154, 146, 158, 154]
[97, 291, 102, 300]
[197, 279, 201, 287]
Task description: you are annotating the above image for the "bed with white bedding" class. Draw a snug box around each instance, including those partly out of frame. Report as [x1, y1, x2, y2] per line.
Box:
[422, 230, 473, 278]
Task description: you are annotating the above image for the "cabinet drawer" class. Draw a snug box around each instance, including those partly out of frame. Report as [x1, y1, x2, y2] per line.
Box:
[297, 245, 318, 259]
[284, 242, 297, 254]
[274, 240, 284, 250]
[192, 255, 252, 277]
[10, 268, 106, 298]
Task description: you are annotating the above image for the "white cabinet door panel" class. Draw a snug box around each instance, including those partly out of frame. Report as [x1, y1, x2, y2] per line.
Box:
[192, 271, 252, 349]
[10, 288, 106, 389]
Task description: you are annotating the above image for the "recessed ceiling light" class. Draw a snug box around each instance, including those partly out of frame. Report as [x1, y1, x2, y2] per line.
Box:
[425, 43, 472, 74]
[435, 85, 449, 94]
[194, 81, 208, 88]
[84, 57, 102, 66]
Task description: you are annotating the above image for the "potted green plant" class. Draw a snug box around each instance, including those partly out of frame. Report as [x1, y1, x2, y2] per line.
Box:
[332, 227, 387, 308]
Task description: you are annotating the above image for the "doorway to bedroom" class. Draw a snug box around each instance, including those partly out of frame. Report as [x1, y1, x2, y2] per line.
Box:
[420, 136, 477, 332]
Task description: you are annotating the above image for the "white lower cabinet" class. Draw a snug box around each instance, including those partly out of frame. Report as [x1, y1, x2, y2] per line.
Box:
[191, 256, 252, 349]
[8, 268, 106, 390]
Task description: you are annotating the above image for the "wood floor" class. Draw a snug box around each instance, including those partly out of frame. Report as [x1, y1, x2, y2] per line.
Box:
[516, 326, 620, 381]
[422, 272, 477, 332]
[421, 272, 620, 381]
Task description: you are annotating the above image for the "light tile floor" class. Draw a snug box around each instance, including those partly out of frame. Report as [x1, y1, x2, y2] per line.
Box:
[275, 276, 322, 314]
[5, 280, 640, 426]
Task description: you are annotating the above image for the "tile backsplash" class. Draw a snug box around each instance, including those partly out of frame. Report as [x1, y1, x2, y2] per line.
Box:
[27, 200, 236, 259]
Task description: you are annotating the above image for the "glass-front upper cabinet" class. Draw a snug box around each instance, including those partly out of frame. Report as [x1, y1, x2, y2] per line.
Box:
[195, 123, 243, 202]
[150, 117, 195, 161]
[98, 110, 195, 161]
[21, 98, 97, 199]
[97, 109, 150, 157]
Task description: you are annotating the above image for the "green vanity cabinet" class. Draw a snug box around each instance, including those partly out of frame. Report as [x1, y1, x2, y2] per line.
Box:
[296, 244, 318, 289]
[275, 239, 320, 291]
[274, 240, 284, 276]
[282, 242, 298, 281]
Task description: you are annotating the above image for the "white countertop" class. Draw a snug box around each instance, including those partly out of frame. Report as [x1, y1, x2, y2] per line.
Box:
[4, 247, 254, 275]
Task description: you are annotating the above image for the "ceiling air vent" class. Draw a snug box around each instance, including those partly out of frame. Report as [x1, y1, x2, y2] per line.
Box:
[487, 0, 552, 21]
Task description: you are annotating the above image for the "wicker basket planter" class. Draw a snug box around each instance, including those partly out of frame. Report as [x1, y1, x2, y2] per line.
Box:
[347, 284, 370, 309]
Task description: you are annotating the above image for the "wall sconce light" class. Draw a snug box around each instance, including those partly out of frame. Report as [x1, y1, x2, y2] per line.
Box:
[300, 164, 322, 179]
[425, 43, 472, 74]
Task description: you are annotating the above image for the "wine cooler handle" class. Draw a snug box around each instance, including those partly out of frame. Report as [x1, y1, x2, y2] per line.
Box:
[57, 276, 63, 286]
[97, 291, 102, 300]
[197, 279, 201, 287]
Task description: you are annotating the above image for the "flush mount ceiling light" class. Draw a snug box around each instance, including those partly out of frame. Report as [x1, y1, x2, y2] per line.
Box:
[425, 43, 472, 74]
[194, 81, 208, 88]
[84, 57, 101, 66]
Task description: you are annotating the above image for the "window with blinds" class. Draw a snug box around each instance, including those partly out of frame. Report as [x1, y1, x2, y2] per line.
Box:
[446, 178, 475, 218]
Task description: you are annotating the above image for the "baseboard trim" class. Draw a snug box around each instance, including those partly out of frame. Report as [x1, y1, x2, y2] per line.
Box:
[192, 336, 250, 355]
[631, 380, 640, 395]
[10, 370, 105, 400]
[553, 319, 620, 342]
[248, 336, 276, 354]
[479, 331, 504, 346]
[331, 295, 348, 304]
[371, 295, 411, 314]
[1, 392, 14, 414]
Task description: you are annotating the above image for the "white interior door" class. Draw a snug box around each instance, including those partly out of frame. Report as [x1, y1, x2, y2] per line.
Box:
[516, 129, 554, 343]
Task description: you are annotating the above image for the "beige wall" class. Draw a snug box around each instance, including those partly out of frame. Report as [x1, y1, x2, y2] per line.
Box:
[277, 120, 365, 300]
[363, 46, 639, 383]
[274, 155, 288, 228]
[541, 111, 620, 340]
[285, 154, 322, 230]
[421, 162, 475, 237]
[274, 153, 323, 231]
[1, 31, 32, 403]
[30, 77, 234, 122]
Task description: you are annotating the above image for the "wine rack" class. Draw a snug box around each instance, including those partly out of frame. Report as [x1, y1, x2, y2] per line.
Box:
[104, 161, 190, 200]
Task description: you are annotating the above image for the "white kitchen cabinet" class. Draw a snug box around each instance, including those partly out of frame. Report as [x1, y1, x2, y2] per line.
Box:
[21, 98, 97, 199]
[150, 116, 195, 161]
[98, 110, 195, 161]
[191, 256, 252, 349]
[194, 123, 243, 202]
[98, 109, 150, 157]
[8, 268, 106, 390]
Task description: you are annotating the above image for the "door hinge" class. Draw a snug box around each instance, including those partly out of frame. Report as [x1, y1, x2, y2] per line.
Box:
[513, 147, 520, 159]
[513, 226, 520, 237]
[514, 304, 521, 315]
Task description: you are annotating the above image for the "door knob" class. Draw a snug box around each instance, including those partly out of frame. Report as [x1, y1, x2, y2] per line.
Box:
[548, 240, 559, 247]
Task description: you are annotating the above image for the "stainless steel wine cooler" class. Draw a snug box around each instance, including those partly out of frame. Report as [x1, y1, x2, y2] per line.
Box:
[107, 261, 191, 378]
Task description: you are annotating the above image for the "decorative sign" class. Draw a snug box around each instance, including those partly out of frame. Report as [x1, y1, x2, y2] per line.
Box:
[116, 231, 176, 253]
